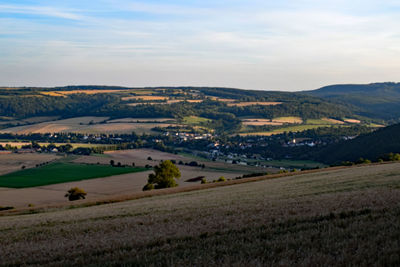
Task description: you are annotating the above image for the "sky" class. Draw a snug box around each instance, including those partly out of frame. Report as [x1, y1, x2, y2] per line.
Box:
[0, 0, 400, 91]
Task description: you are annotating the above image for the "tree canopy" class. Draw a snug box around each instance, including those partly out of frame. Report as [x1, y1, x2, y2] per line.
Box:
[143, 160, 181, 190]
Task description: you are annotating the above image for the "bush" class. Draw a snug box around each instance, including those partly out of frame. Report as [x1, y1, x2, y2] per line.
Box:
[201, 178, 207, 184]
[217, 176, 226, 182]
[142, 183, 154, 191]
[65, 187, 87, 201]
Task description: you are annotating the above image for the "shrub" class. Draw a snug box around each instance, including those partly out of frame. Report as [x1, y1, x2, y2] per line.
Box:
[142, 183, 154, 191]
[217, 176, 226, 182]
[201, 178, 207, 184]
[65, 187, 87, 201]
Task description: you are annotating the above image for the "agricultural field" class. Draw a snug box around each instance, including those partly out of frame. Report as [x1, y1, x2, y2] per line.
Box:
[208, 97, 236, 102]
[121, 96, 169, 101]
[344, 118, 361, 123]
[1, 162, 399, 265]
[125, 99, 203, 106]
[0, 116, 60, 126]
[227, 101, 283, 107]
[272, 116, 303, 124]
[41, 89, 130, 97]
[0, 162, 146, 188]
[240, 116, 353, 136]
[240, 124, 338, 136]
[0, 116, 179, 135]
[242, 119, 283, 126]
[182, 116, 211, 125]
[106, 118, 175, 123]
[0, 153, 60, 176]
[0, 149, 264, 208]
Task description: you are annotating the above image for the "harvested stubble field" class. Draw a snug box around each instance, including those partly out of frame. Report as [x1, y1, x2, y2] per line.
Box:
[242, 119, 283, 126]
[41, 90, 129, 97]
[344, 118, 361, 124]
[121, 96, 169, 101]
[0, 153, 60, 176]
[1, 162, 400, 265]
[0, 116, 177, 134]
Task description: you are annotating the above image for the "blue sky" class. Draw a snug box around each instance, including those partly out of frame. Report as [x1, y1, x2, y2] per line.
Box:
[1, 0, 400, 90]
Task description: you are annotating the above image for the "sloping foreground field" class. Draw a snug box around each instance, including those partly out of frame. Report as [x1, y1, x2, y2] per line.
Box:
[1, 163, 400, 265]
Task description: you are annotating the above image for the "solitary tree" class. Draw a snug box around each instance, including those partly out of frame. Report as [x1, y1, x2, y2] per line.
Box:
[143, 160, 181, 190]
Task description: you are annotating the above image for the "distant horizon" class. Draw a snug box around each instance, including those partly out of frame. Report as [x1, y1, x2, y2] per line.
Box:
[1, 1, 400, 91]
[1, 80, 399, 92]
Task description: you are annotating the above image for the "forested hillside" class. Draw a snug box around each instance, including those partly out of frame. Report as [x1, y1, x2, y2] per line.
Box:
[0, 86, 357, 134]
[305, 82, 400, 121]
[315, 123, 400, 164]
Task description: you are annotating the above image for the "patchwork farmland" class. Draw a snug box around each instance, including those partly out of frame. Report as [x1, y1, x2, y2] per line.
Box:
[0, 149, 266, 208]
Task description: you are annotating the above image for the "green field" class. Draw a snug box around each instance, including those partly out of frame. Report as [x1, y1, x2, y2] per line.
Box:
[0, 163, 147, 188]
[183, 116, 211, 125]
[241, 124, 343, 136]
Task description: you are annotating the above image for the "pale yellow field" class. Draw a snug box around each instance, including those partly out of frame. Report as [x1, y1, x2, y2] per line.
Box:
[322, 117, 345, 124]
[208, 97, 236, 102]
[41, 90, 128, 97]
[344, 118, 361, 123]
[122, 96, 168, 101]
[242, 119, 283, 126]
[227, 102, 283, 107]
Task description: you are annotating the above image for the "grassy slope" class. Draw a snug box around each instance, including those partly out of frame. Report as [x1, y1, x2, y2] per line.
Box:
[0, 163, 400, 265]
[0, 163, 147, 188]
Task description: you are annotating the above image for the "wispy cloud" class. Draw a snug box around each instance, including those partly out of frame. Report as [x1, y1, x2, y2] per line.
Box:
[0, 4, 83, 20]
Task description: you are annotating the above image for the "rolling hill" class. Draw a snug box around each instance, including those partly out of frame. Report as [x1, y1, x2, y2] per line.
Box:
[315, 122, 400, 164]
[304, 82, 400, 121]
